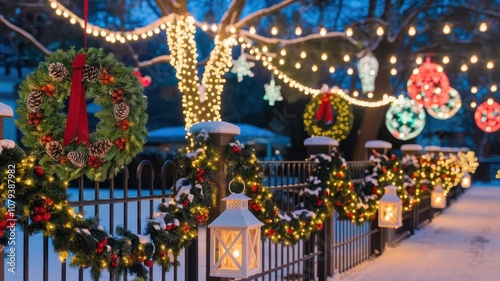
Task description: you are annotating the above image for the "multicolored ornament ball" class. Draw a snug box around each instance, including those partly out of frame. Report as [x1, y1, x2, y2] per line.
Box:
[474, 98, 500, 133]
[426, 87, 461, 120]
[385, 96, 426, 140]
[407, 59, 450, 107]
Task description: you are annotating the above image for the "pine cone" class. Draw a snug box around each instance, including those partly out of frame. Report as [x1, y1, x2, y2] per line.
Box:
[83, 65, 101, 82]
[48, 62, 69, 81]
[90, 140, 113, 158]
[45, 141, 64, 161]
[114, 102, 130, 121]
[27, 91, 43, 112]
[67, 151, 88, 168]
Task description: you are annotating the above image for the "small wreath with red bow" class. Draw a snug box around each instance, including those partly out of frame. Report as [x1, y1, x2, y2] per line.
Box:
[303, 89, 353, 140]
[16, 48, 148, 181]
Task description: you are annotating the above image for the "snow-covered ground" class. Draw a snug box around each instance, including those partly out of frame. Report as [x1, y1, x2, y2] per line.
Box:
[330, 184, 500, 281]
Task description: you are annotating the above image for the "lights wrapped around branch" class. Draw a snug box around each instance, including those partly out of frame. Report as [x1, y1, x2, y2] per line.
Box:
[407, 59, 450, 107]
[426, 88, 462, 120]
[357, 53, 379, 94]
[385, 96, 426, 140]
[474, 98, 500, 133]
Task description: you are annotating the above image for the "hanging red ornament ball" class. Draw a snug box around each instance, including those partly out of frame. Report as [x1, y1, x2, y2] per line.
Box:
[474, 99, 500, 133]
[407, 60, 450, 107]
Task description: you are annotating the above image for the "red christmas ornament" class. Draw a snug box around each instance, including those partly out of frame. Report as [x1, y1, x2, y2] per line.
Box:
[34, 166, 44, 177]
[32, 214, 43, 223]
[0, 229, 4, 237]
[45, 198, 53, 206]
[144, 260, 154, 268]
[231, 145, 242, 153]
[267, 229, 276, 236]
[251, 185, 258, 192]
[474, 99, 500, 133]
[315, 223, 323, 230]
[181, 199, 189, 207]
[286, 228, 294, 235]
[42, 213, 51, 221]
[407, 59, 450, 107]
[196, 169, 205, 182]
[335, 201, 342, 207]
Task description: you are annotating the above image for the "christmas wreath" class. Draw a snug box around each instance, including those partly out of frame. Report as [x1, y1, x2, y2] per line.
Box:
[303, 88, 353, 140]
[401, 153, 428, 205]
[16, 48, 148, 181]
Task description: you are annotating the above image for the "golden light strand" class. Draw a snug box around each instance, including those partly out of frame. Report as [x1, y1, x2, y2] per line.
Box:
[49, 0, 174, 43]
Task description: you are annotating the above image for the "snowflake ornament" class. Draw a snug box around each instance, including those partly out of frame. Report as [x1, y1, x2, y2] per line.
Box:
[263, 77, 283, 106]
[231, 53, 255, 82]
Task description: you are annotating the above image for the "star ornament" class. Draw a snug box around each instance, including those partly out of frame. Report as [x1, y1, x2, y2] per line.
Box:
[264, 78, 283, 106]
[231, 54, 255, 82]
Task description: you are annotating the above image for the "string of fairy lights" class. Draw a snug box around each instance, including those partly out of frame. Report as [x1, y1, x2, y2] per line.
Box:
[48, 0, 498, 111]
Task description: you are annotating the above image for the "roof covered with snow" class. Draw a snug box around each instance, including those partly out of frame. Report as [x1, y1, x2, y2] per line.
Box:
[424, 145, 442, 152]
[190, 121, 240, 135]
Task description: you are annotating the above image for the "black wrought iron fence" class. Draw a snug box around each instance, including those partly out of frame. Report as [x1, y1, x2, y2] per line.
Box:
[2, 158, 467, 281]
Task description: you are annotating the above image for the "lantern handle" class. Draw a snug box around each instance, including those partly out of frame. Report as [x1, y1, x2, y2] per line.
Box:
[228, 178, 246, 194]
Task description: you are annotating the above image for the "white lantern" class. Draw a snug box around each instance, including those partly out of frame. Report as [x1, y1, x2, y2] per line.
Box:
[431, 183, 446, 209]
[357, 53, 379, 94]
[461, 172, 471, 188]
[208, 180, 263, 278]
[378, 185, 402, 228]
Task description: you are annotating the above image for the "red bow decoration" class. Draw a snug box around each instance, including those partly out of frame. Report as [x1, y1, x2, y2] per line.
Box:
[63, 54, 90, 147]
[315, 92, 334, 125]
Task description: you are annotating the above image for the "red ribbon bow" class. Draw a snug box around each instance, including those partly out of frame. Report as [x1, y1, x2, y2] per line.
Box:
[63, 54, 90, 147]
[315, 92, 334, 125]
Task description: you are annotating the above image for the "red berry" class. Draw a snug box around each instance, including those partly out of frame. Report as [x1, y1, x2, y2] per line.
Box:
[45, 198, 53, 205]
[37, 206, 47, 214]
[118, 89, 123, 94]
[32, 214, 42, 223]
[42, 213, 51, 221]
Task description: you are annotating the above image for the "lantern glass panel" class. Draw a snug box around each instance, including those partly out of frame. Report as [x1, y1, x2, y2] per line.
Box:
[249, 228, 260, 269]
[214, 229, 243, 271]
[461, 172, 471, 188]
[381, 203, 398, 224]
[431, 190, 446, 209]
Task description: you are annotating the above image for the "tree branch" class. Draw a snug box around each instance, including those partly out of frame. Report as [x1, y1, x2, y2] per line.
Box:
[220, 0, 246, 27]
[387, 0, 432, 43]
[235, 0, 299, 29]
[0, 14, 52, 56]
[239, 29, 360, 48]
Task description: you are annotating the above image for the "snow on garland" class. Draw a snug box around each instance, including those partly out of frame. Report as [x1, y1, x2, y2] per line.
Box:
[16, 48, 148, 181]
[364, 151, 413, 212]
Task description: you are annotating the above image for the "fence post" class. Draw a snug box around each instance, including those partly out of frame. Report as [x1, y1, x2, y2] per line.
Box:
[189, 121, 240, 281]
[0, 102, 14, 280]
[400, 144, 423, 236]
[304, 136, 339, 280]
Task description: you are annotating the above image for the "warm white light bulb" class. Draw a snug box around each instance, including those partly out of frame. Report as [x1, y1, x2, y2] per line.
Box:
[479, 22, 488, 32]
[408, 26, 416, 36]
[329, 66, 335, 73]
[416, 57, 423, 65]
[490, 85, 497, 92]
[343, 54, 350, 62]
[321, 53, 328, 61]
[295, 27, 302, 36]
[347, 67, 353, 75]
[390, 56, 397, 64]
[249, 26, 256, 34]
[280, 49, 286, 56]
[271, 26, 278, 35]
[442, 56, 450, 64]
[487, 61, 494, 69]
[345, 27, 353, 37]
[471, 86, 478, 94]
[443, 24, 451, 34]
[470, 55, 478, 64]
[320, 27, 327, 36]
[461, 64, 468, 72]
[391, 68, 397, 75]
[295, 62, 301, 69]
[312, 64, 318, 72]
[376, 26, 384, 36]
[471, 101, 477, 108]
[300, 51, 307, 59]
